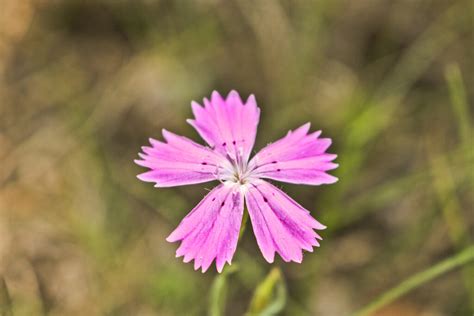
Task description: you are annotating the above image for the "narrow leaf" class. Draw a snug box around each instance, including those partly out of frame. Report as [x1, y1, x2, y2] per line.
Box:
[445, 63, 471, 145]
[247, 267, 287, 316]
[209, 265, 238, 316]
[352, 246, 474, 316]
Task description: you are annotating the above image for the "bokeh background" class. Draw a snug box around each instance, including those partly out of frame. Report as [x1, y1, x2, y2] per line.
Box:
[0, 0, 472, 315]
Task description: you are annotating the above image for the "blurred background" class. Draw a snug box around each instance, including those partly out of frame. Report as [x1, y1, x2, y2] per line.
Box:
[0, 0, 472, 315]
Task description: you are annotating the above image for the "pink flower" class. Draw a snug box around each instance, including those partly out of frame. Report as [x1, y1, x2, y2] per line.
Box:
[135, 91, 338, 272]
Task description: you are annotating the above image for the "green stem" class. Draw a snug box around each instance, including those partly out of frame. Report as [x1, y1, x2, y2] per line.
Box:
[352, 246, 474, 316]
[208, 209, 249, 316]
[238, 209, 249, 241]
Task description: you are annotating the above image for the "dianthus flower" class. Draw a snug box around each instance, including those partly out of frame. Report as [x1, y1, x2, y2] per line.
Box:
[136, 91, 338, 272]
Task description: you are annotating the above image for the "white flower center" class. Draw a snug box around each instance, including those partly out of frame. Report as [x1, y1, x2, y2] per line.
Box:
[218, 152, 256, 186]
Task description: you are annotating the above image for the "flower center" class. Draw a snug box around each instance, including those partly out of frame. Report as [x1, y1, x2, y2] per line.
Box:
[232, 167, 247, 185]
[218, 154, 255, 186]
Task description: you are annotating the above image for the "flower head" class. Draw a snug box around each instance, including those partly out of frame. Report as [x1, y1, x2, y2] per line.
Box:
[135, 91, 338, 272]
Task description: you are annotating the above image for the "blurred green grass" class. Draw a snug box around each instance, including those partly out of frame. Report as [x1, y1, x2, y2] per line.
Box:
[0, 0, 472, 315]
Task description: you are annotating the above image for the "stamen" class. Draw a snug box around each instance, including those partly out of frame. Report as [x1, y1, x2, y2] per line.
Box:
[218, 145, 253, 185]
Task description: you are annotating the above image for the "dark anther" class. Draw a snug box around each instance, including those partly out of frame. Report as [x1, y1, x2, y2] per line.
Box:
[277, 169, 281, 172]
[222, 142, 226, 146]
[272, 161, 277, 164]
[232, 140, 236, 145]
[263, 197, 268, 203]
[221, 202, 225, 206]
[201, 162, 207, 165]
[212, 198, 216, 201]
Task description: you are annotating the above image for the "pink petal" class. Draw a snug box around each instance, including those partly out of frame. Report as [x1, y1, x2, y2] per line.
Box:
[187, 90, 260, 162]
[249, 123, 338, 185]
[167, 184, 244, 273]
[245, 180, 325, 263]
[135, 129, 226, 187]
